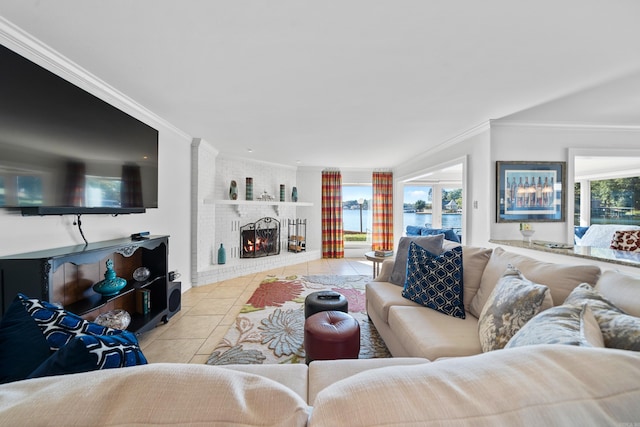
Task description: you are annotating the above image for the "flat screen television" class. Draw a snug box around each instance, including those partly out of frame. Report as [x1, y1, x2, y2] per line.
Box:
[0, 44, 158, 215]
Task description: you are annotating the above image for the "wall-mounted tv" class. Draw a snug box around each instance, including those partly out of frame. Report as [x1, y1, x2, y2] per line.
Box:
[0, 44, 158, 216]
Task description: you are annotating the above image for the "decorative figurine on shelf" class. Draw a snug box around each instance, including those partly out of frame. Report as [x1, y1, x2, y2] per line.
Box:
[229, 180, 238, 200]
[291, 186, 298, 202]
[218, 243, 226, 264]
[93, 259, 127, 297]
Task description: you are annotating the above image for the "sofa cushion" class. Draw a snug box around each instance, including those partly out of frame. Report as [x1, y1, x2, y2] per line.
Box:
[308, 345, 640, 427]
[402, 243, 465, 319]
[595, 270, 640, 317]
[458, 246, 493, 312]
[220, 363, 309, 403]
[420, 227, 461, 243]
[579, 224, 640, 248]
[308, 357, 430, 405]
[506, 304, 604, 349]
[0, 363, 310, 427]
[478, 266, 552, 352]
[389, 234, 444, 286]
[366, 281, 422, 324]
[28, 331, 147, 379]
[564, 283, 640, 351]
[0, 295, 52, 384]
[469, 247, 600, 318]
[388, 305, 481, 360]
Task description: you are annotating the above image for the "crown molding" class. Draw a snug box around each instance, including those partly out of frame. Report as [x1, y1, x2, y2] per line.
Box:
[491, 120, 640, 132]
[0, 16, 191, 141]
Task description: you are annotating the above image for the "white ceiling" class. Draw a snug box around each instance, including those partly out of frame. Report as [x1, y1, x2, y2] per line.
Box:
[1, 1, 640, 169]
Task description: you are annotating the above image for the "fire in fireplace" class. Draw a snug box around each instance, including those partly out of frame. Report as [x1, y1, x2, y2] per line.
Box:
[240, 217, 281, 258]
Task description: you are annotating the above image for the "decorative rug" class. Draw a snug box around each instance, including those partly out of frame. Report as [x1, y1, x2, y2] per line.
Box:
[207, 274, 391, 365]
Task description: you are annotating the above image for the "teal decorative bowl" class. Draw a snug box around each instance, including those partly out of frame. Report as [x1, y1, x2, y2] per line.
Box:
[93, 259, 127, 297]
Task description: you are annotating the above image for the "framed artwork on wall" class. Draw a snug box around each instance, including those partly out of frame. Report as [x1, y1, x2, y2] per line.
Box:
[496, 161, 566, 223]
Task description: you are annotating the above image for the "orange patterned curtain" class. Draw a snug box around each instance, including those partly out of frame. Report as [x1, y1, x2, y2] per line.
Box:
[372, 171, 394, 251]
[322, 170, 344, 258]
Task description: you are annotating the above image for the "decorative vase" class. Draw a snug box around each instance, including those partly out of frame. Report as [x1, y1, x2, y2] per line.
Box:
[229, 180, 238, 200]
[218, 243, 226, 264]
[291, 186, 298, 202]
[93, 259, 127, 297]
[246, 177, 253, 201]
[280, 184, 285, 202]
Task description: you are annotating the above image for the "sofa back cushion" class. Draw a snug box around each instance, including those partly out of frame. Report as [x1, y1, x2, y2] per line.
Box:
[595, 270, 640, 317]
[458, 246, 493, 313]
[0, 363, 310, 426]
[309, 345, 640, 427]
[469, 247, 601, 318]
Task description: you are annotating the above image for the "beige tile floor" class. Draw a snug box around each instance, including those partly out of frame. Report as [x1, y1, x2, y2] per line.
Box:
[137, 257, 374, 364]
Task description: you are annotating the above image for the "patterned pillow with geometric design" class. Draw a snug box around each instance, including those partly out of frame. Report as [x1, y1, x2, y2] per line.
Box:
[402, 242, 465, 319]
[610, 230, 640, 253]
[17, 293, 115, 350]
[28, 330, 147, 379]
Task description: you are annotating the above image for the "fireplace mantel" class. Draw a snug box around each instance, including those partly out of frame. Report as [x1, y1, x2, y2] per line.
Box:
[205, 199, 313, 217]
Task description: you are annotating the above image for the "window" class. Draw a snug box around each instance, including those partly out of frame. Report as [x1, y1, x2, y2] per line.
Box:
[342, 185, 372, 245]
[403, 183, 462, 236]
[575, 177, 640, 226]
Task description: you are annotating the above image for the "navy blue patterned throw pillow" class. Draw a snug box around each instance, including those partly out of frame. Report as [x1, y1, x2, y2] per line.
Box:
[402, 242, 465, 319]
[0, 296, 52, 384]
[9, 293, 147, 378]
[17, 294, 113, 350]
[28, 330, 147, 379]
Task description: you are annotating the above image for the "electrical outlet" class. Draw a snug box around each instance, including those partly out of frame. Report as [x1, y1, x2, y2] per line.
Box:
[473, 200, 478, 209]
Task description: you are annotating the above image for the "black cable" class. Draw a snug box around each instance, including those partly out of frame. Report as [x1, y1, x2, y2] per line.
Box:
[73, 214, 88, 246]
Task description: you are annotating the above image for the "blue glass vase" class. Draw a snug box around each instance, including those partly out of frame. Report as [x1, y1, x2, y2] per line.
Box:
[218, 243, 226, 265]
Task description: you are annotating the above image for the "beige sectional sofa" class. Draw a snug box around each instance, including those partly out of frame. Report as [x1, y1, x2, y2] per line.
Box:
[1, 243, 640, 425]
[1, 345, 639, 426]
[366, 243, 611, 360]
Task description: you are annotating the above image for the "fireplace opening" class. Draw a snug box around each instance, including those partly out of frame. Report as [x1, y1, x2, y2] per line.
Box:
[240, 217, 281, 258]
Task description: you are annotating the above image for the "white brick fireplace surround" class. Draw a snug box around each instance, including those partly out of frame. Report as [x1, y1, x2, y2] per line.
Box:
[191, 139, 319, 286]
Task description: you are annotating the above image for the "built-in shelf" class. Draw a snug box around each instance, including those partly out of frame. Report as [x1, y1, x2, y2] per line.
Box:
[204, 199, 313, 216]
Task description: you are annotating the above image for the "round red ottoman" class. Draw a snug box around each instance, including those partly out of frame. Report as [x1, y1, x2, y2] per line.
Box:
[304, 310, 360, 364]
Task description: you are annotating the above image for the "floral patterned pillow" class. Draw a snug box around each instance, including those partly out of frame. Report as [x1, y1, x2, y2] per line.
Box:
[478, 266, 552, 352]
[564, 283, 640, 351]
[505, 304, 604, 349]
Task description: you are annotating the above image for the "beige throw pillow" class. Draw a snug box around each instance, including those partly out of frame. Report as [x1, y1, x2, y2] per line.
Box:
[478, 266, 552, 352]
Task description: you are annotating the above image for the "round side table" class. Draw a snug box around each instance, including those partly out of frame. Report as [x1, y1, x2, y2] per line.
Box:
[364, 251, 388, 279]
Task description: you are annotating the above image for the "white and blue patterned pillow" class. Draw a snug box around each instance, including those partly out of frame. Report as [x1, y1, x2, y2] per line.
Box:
[14, 293, 147, 378]
[17, 294, 114, 350]
[402, 242, 465, 319]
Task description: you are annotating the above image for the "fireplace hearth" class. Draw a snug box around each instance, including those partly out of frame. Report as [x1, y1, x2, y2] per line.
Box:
[240, 217, 281, 258]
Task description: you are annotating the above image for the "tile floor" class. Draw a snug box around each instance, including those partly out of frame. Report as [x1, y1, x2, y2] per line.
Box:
[137, 257, 375, 364]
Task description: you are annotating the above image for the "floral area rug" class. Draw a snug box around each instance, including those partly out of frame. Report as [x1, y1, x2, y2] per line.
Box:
[207, 274, 391, 365]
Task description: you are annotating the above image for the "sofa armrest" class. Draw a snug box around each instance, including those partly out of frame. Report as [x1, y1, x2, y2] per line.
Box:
[373, 258, 396, 282]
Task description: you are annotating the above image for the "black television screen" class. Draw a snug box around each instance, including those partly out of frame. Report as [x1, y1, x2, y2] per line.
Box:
[0, 44, 158, 215]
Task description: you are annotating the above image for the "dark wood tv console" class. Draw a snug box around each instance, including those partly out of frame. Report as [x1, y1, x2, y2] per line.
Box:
[0, 235, 174, 335]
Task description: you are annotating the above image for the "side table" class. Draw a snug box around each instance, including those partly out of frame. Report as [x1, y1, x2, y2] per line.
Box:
[364, 251, 390, 279]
